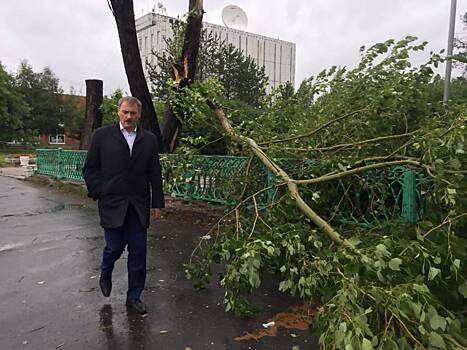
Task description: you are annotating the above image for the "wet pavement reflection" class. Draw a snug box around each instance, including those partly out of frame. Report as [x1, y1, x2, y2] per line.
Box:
[0, 176, 319, 349]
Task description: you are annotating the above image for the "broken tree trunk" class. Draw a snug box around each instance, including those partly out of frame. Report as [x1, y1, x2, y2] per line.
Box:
[80, 79, 103, 150]
[162, 0, 204, 152]
[107, 0, 163, 149]
[206, 99, 355, 249]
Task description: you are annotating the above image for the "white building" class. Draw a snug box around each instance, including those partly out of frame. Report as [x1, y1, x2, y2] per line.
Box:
[135, 12, 296, 91]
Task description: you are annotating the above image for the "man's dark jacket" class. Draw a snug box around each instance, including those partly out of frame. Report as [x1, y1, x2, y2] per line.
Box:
[82, 124, 164, 229]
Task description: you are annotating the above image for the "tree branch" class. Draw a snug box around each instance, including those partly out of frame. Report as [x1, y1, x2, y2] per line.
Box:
[258, 108, 367, 146]
[206, 100, 354, 249]
[274, 131, 418, 152]
[106, 0, 113, 14]
[422, 213, 467, 238]
[294, 160, 425, 185]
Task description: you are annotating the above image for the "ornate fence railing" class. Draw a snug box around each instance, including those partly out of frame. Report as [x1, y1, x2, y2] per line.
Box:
[36, 149, 429, 224]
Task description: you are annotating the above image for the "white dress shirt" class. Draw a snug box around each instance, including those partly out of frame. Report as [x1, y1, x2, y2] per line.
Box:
[119, 122, 137, 156]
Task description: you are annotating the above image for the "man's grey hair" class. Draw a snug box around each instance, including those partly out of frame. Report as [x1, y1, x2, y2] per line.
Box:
[118, 96, 142, 114]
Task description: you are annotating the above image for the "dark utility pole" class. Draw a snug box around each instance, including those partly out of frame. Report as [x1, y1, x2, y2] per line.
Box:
[80, 79, 103, 150]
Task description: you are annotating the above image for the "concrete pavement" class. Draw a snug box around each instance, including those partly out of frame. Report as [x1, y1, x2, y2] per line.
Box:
[0, 175, 318, 350]
[0, 166, 34, 180]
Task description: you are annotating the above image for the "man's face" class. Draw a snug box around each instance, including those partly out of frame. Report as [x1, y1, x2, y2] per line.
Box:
[118, 101, 140, 132]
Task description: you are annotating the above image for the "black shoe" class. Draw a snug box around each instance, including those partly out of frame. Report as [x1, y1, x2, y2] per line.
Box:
[126, 299, 147, 315]
[99, 274, 112, 297]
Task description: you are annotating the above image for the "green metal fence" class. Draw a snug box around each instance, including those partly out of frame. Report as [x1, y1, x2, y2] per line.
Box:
[36, 148, 87, 180]
[36, 149, 428, 224]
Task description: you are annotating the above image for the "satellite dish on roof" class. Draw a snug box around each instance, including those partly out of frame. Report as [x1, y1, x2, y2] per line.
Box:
[222, 5, 248, 31]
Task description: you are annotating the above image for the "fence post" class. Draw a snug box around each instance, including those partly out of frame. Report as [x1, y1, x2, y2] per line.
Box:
[35, 149, 42, 174]
[57, 148, 64, 180]
[401, 169, 417, 223]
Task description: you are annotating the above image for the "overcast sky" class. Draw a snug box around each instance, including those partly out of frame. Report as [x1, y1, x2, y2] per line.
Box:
[1, 1, 466, 95]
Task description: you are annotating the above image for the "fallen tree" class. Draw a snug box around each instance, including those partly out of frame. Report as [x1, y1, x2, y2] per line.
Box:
[174, 38, 467, 349]
[161, 0, 204, 152]
[109, 2, 467, 344]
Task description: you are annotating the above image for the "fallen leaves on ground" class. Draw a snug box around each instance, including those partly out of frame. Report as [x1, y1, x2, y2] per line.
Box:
[235, 302, 318, 342]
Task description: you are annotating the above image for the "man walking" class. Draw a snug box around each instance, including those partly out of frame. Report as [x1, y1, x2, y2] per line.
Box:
[83, 96, 164, 315]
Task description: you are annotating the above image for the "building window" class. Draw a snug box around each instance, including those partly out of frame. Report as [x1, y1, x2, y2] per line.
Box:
[49, 134, 65, 145]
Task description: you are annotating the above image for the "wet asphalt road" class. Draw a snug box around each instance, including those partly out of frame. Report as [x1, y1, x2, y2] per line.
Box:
[0, 176, 318, 350]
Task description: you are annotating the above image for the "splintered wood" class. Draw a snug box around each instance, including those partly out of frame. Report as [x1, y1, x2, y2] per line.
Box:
[235, 302, 318, 341]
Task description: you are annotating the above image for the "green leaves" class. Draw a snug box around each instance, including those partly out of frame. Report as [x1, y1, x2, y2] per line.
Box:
[362, 338, 373, 350]
[412, 283, 430, 293]
[429, 332, 446, 349]
[183, 34, 467, 350]
[375, 244, 391, 258]
[430, 314, 447, 331]
[248, 267, 260, 289]
[279, 279, 293, 292]
[388, 258, 402, 271]
[459, 281, 467, 298]
[428, 267, 441, 281]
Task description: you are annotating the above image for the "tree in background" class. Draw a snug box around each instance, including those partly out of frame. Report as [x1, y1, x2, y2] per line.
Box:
[0, 63, 30, 142]
[148, 22, 267, 106]
[100, 88, 123, 126]
[454, 12, 467, 76]
[13, 61, 64, 137]
[61, 92, 86, 140]
[147, 20, 268, 154]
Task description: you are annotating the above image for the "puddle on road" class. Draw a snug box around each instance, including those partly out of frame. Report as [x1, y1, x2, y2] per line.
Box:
[235, 302, 318, 341]
[48, 203, 86, 212]
[0, 203, 86, 219]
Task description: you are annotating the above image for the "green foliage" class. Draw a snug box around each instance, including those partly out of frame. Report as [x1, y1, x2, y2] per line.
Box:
[0, 60, 85, 143]
[148, 19, 267, 106]
[100, 89, 123, 126]
[0, 62, 30, 141]
[181, 38, 467, 349]
[251, 37, 448, 161]
[147, 18, 267, 155]
[60, 93, 86, 139]
[165, 77, 264, 154]
[13, 60, 65, 136]
[454, 12, 467, 77]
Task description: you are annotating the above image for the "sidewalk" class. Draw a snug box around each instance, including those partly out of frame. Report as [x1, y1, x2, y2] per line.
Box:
[0, 166, 34, 179]
[0, 175, 319, 350]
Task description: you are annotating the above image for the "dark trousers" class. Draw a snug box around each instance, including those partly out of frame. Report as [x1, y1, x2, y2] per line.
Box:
[101, 204, 147, 301]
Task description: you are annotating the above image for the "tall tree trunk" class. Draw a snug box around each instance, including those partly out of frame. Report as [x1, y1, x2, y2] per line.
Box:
[107, 0, 163, 149]
[162, 0, 204, 152]
[80, 79, 103, 150]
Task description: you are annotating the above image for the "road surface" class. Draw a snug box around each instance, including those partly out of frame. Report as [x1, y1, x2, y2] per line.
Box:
[0, 175, 318, 350]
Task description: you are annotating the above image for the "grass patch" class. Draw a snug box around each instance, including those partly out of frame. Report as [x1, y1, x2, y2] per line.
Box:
[56, 181, 88, 197]
[0, 149, 36, 166]
[27, 175, 88, 198]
